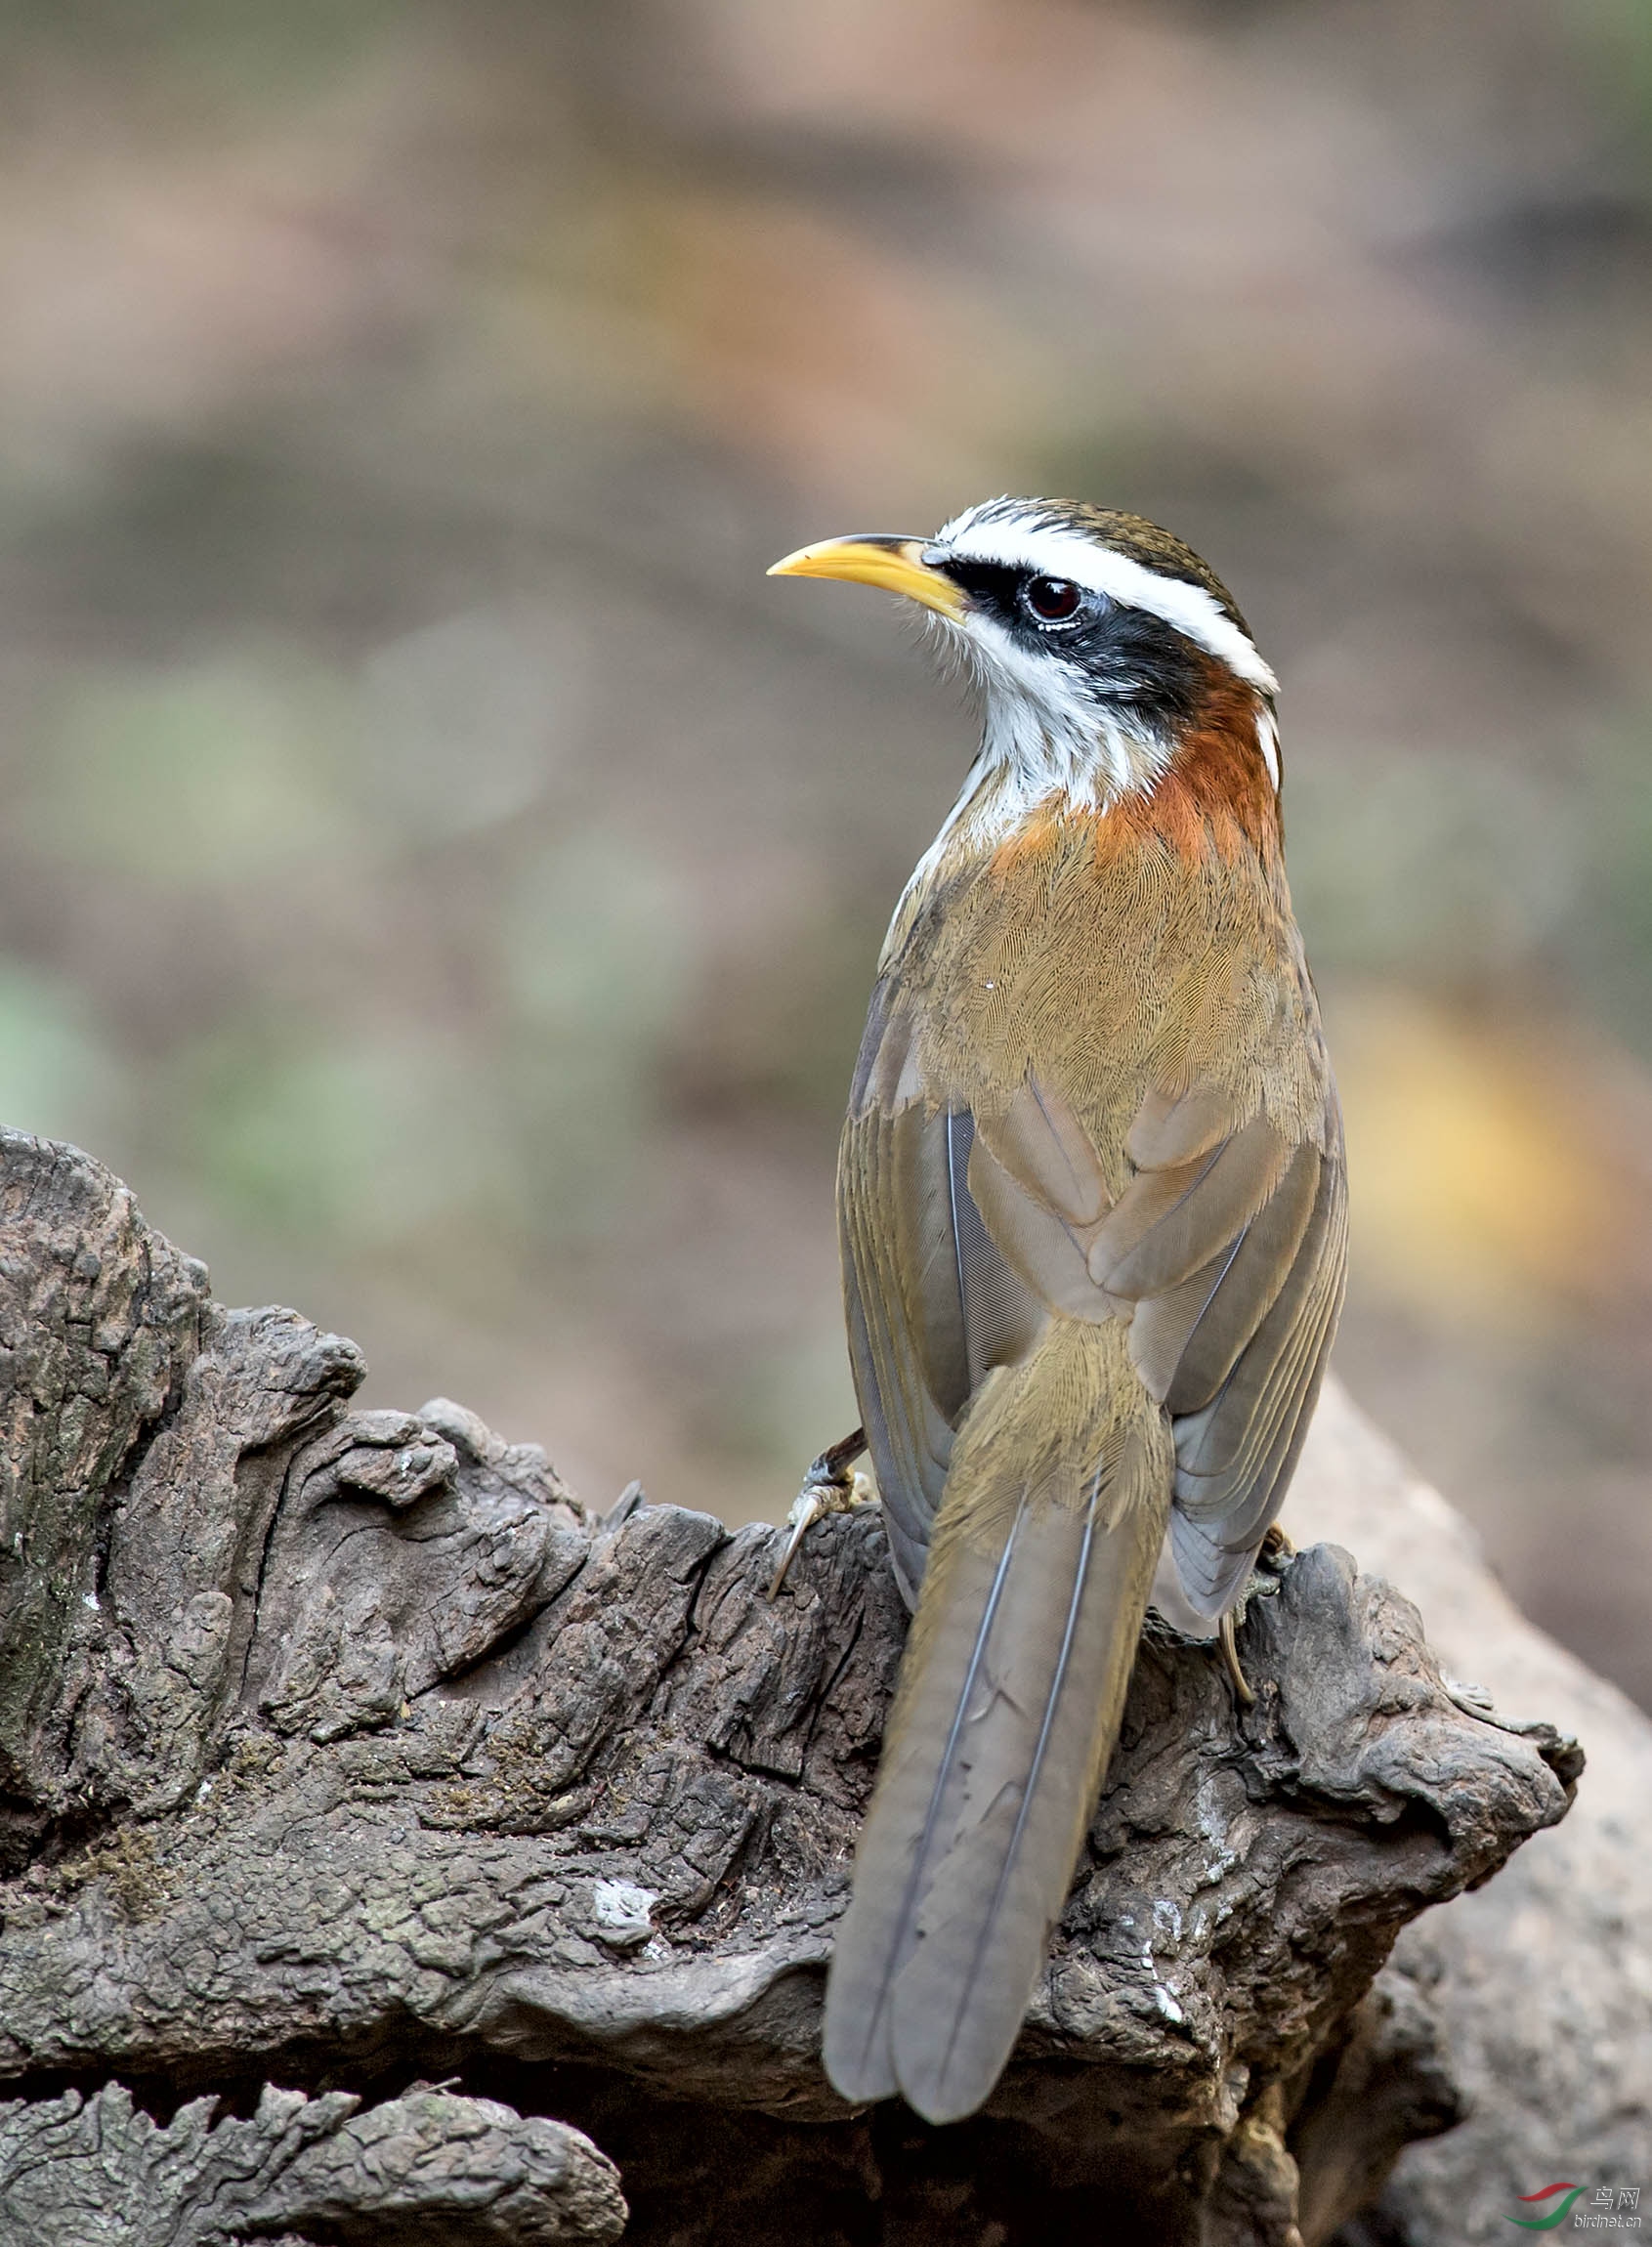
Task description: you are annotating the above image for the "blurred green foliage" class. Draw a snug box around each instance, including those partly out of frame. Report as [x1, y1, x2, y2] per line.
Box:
[174, 1025, 501, 1248]
[0, 0, 412, 105]
[29, 661, 354, 887]
[1289, 754, 1582, 994]
[1581, 729, 1652, 1050]
[501, 832, 696, 1241]
[0, 968, 118, 1152]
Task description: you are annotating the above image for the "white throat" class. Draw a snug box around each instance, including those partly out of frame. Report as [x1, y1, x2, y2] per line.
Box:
[879, 654, 1171, 964]
[961, 609, 1173, 814]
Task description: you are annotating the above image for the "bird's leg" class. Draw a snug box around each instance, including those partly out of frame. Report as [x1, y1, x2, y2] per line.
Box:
[1216, 1526, 1295, 1704]
[767, 1427, 871, 1598]
[1219, 1609, 1256, 1708]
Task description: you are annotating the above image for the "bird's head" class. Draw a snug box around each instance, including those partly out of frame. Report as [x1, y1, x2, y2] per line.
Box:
[771, 495, 1279, 816]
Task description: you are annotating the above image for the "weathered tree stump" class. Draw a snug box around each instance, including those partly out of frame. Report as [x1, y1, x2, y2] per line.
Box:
[0, 1127, 1631, 2245]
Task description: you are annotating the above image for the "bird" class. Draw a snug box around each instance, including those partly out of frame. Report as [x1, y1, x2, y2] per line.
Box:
[767, 496, 1347, 2127]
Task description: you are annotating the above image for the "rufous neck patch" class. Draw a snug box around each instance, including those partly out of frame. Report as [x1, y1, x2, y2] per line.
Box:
[1107, 668, 1280, 867]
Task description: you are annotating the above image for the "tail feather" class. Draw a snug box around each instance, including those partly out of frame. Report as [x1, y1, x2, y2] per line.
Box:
[823, 1323, 1171, 2123]
[821, 1490, 1033, 2105]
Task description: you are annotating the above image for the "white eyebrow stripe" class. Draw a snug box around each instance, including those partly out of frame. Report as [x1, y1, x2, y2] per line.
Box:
[934, 514, 1279, 696]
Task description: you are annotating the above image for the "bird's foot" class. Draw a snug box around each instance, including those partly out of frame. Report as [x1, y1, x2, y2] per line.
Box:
[767, 1427, 871, 1598]
[1218, 1608, 1256, 1708]
[1213, 1526, 1294, 1704]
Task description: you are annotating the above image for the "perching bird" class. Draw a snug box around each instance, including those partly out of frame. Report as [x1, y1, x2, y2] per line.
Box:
[768, 497, 1346, 2126]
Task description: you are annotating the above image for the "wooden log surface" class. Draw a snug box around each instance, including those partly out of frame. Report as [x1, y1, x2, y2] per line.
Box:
[0, 1127, 1641, 2245]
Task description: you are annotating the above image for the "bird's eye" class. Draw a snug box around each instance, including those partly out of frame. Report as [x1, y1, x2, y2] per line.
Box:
[1023, 575, 1083, 624]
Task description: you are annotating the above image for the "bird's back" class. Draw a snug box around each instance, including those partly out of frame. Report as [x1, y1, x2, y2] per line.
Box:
[828, 777, 1342, 2122]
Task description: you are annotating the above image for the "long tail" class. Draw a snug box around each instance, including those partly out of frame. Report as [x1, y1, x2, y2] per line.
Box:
[823, 1320, 1170, 2125]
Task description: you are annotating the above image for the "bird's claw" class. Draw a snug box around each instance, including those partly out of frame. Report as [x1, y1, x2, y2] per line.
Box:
[767, 1429, 871, 1599]
[1218, 1608, 1256, 1707]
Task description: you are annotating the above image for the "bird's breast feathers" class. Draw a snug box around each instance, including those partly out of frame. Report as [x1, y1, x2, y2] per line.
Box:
[868, 769, 1330, 1186]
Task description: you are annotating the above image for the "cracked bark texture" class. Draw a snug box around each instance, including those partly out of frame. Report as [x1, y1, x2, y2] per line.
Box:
[0, 1128, 1636, 2246]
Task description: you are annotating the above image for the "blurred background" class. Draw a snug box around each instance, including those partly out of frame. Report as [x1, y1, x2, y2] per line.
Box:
[2, 0, 1650, 1708]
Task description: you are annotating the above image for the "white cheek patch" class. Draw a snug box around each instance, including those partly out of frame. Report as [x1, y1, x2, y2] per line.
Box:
[959, 611, 1102, 749]
[921, 603, 1172, 832]
[933, 608, 1162, 811]
[934, 504, 1279, 697]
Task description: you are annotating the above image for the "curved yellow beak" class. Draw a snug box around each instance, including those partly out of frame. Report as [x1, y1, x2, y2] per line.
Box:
[767, 533, 966, 622]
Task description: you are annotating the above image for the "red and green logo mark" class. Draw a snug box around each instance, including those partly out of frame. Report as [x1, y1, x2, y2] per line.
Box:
[1507, 2184, 1588, 2229]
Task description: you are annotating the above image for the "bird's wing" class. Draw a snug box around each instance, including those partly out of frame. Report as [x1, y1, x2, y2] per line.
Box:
[1155, 1100, 1348, 1614]
[841, 969, 1345, 1615]
[832, 1000, 1346, 2118]
[837, 980, 1045, 1601]
[965, 1072, 1348, 1616]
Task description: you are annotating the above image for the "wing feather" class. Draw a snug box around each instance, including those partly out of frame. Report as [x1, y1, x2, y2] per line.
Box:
[974, 1075, 1112, 1227]
[1090, 1112, 1292, 1300]
[963, 1130, 1114, 1323]
[840, 992, 1044, 1600]
[1167, 1115, 1347, 1614]
[840, 1115, 956, 1588]
[1131, 1138, 1322, 1409]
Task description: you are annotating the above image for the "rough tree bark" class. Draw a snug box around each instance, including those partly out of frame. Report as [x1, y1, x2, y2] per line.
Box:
[0, 1127, 1643, 2246]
